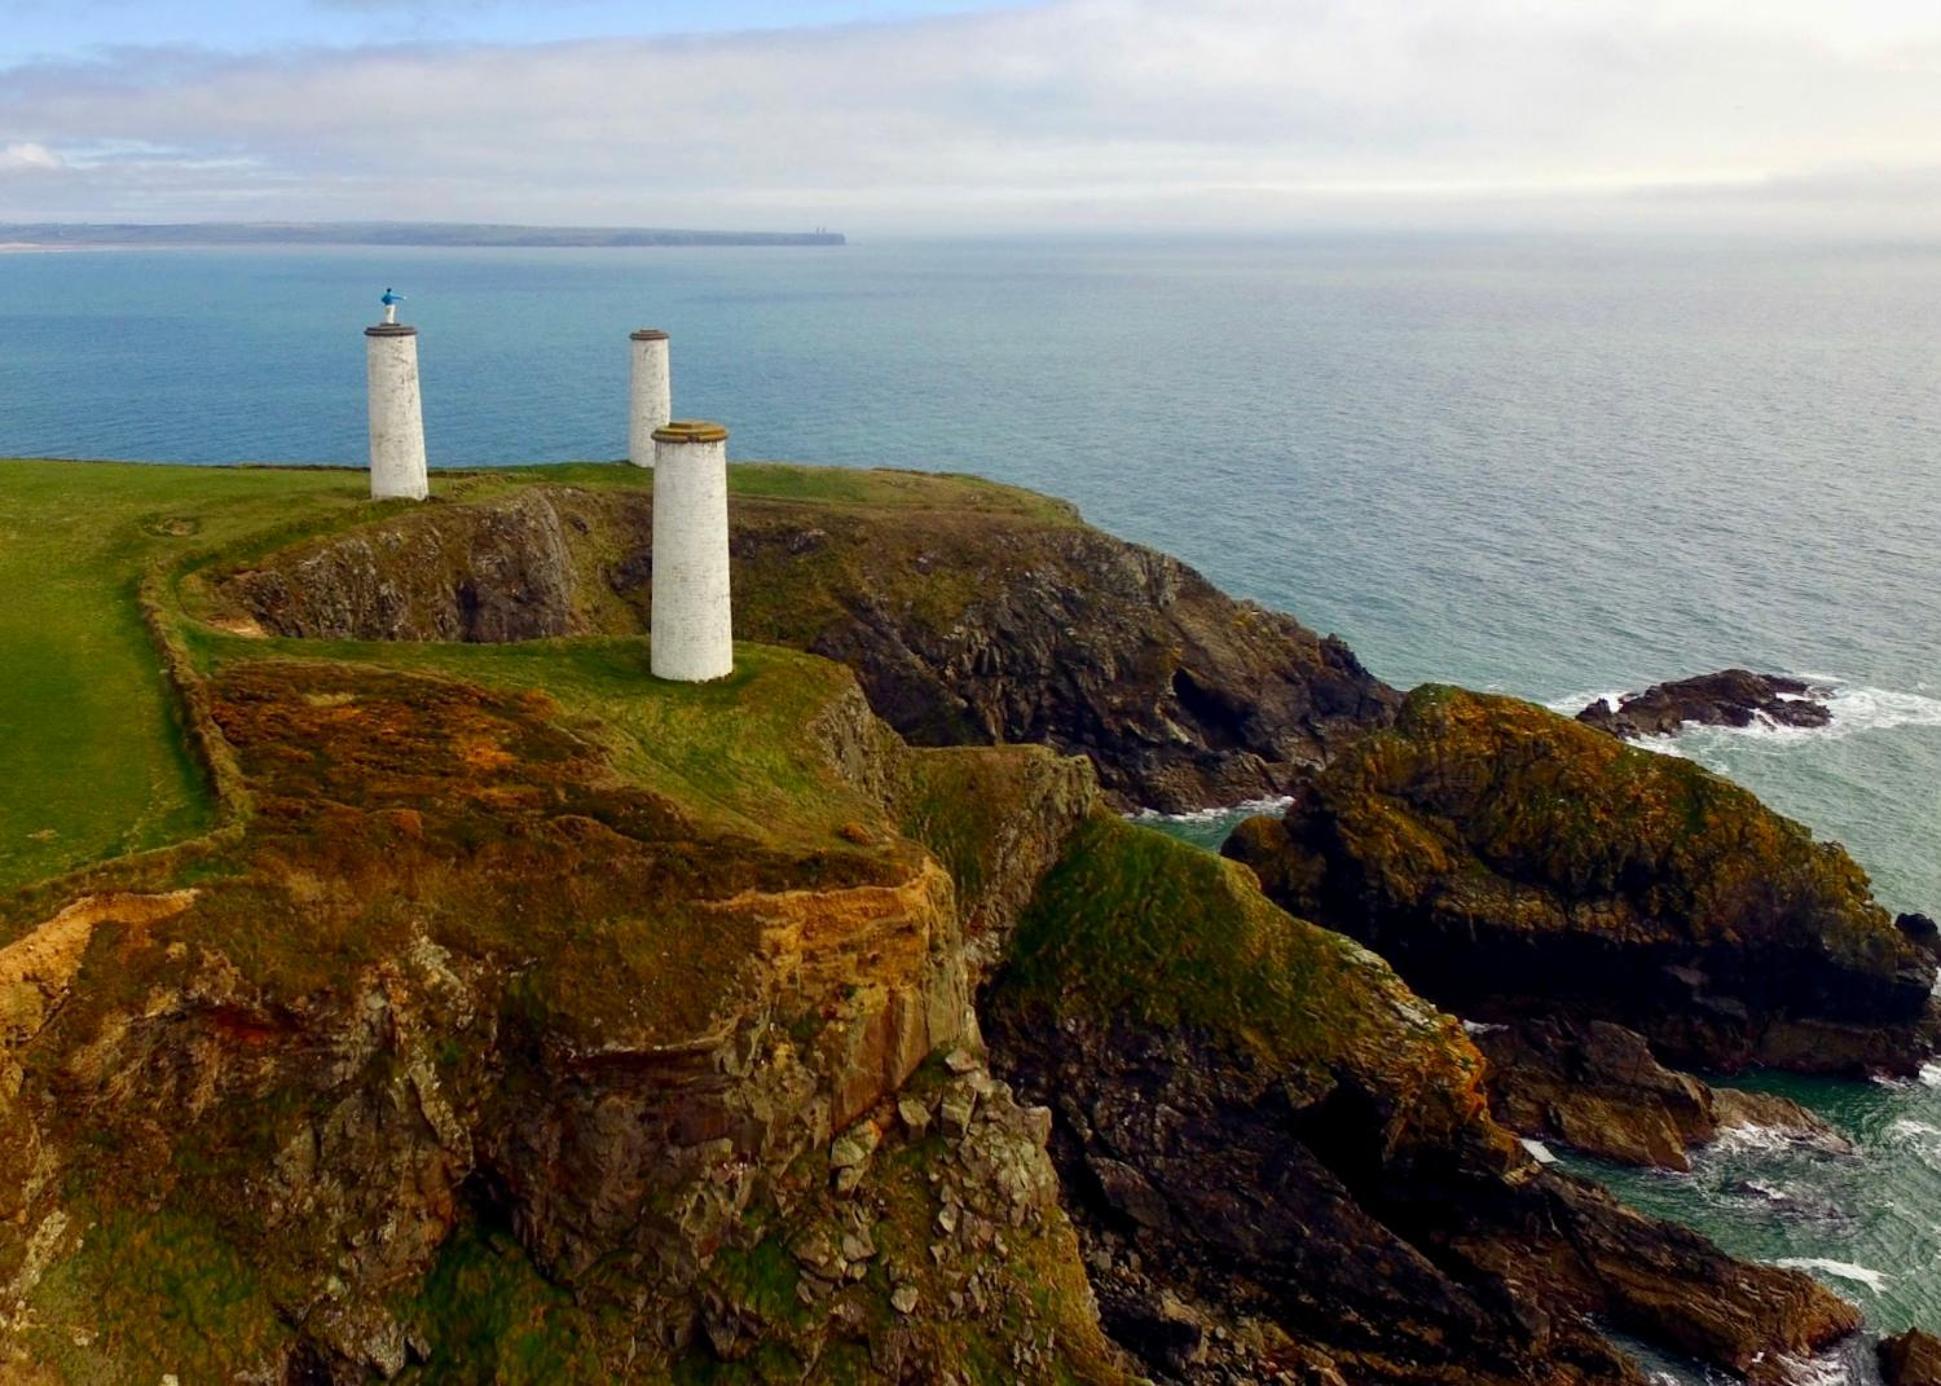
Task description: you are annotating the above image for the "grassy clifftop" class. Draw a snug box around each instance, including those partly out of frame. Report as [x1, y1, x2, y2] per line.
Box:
[0, 458, 1072, 895]
[0, 457, 1129, 1382]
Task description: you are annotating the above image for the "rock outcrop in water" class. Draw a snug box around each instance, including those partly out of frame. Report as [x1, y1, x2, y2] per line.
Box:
[1472, 1016, 1851, 1171]
[1225, 684, 1938, 1079]
[1577, 669, 1832, 739]
[214, 476, 1398, 812]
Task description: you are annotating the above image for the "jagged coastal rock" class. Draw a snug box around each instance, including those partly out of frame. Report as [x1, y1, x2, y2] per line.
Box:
[215, 475, 1398, 812]
[0, 653, 1123, 1381]
[1471, 1016, 1853, 1171]
[1225, 684, 1938, 1078]
[3, 459, 1927, 1381]
[1577, 668, 1833, 739]
[985, 813, 1859, 1383]
[1882, 1328, 1941, 1386]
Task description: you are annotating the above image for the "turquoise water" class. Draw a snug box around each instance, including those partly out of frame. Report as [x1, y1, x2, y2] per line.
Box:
[3, 236, 1939, 1375]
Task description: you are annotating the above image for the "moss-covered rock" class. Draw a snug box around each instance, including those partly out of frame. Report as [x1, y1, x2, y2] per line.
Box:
[1225, 684, 1937, 1074]
[987, 812, 1859, 1384]
[0, 649, 1119, 1382]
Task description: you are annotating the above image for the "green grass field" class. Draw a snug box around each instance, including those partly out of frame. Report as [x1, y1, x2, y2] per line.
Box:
[0, 461, 367, 889]
[0, 456, 1062, 895]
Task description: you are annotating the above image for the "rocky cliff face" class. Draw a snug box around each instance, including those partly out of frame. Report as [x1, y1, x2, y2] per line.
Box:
[215, 478, 1397, 812]
[984, 812, 1861, 1384]
[0, 651, 1125, 1383]
[1225, 684, 1938, 1078]
[9, 462, 1920, 1381]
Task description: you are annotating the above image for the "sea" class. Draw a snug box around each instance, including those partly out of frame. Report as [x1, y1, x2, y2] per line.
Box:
[3, 235, 1938, 1381]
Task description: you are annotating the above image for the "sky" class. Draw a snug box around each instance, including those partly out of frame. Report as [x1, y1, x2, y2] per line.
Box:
[2, 0, 1939, 234]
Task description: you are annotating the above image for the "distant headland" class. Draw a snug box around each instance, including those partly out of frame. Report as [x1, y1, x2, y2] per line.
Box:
[0, 220, 846, 249]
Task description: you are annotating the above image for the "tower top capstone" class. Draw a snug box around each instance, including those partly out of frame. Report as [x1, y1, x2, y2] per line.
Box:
[653, 420, 728, 445]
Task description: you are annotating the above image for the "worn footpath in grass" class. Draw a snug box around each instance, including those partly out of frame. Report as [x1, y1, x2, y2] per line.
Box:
[0, 460, 367, 890]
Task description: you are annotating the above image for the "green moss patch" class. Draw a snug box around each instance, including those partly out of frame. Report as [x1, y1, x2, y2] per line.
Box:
[1003, 811, 1455, 1075]
[398, 1224, 607, 1384]
[22, 1207, 287, 1381]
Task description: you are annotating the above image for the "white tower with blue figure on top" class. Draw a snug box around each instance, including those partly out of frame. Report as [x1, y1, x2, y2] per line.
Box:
[366, 287, 428, 501]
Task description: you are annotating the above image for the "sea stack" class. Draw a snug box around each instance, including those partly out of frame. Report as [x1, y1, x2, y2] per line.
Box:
[650, 419, 733, 682]
[629, 328, 672, 468]
[365, 318, 428, 501]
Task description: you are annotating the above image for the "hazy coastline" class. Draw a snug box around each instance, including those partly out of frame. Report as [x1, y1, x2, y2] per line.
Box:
[0, 221, 846, 250]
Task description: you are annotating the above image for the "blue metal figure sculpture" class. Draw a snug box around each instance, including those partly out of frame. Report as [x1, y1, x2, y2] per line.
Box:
[380, 287, 404, 325]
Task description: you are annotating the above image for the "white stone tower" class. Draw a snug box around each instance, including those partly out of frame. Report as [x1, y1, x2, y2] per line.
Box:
[365, 317, 428, 501]
[629, 329, 672, 468]
[650, 420, 733, 682]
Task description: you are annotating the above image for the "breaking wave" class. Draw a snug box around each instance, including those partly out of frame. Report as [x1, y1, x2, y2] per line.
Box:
[1130, 794, 1294, 826]
[1545, 680, 1941, 753]
[1773, 1257, 1892, 1294]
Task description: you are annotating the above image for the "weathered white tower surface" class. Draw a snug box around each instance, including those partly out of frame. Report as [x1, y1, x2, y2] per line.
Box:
[365, 321, 428, 501]
[650, 420, 734, 682]
[628, 329, 672, 468]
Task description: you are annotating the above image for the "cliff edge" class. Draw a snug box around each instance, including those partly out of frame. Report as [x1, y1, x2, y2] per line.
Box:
[212, 468, 1397, 812]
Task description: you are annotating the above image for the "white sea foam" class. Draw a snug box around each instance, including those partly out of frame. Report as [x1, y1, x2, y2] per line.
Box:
[1547, 689, 1631, 717]
[1776, 1349, 1864, 1386]
[1773, 1257, 1891, 1293]
[1130, 794, 1294, 826]
[1890, 1118, 1941, 1139]
[1546, 678, 1941, 753]
[1707, 1121, 1811, 1158]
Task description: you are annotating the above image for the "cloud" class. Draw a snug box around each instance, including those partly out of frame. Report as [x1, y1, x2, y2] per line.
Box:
[0, 140, 61, 172]
[2, 0, 1940, 230]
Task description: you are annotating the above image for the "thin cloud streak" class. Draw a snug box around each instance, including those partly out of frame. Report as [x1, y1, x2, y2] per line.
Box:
[1, 0, 1939, 232]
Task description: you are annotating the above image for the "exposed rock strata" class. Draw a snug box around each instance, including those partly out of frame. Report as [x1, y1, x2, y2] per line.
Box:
[1474, 1017, 1852, 1171]
[1225, 685, 1938, 1077]
[7, 465, 1912, 1381]
[1578, 669, 1832, 739]
[985, 812, 1860, 1384]
[1882, 1328, 1941, 1386]
[0, 655, 1123, 1382]
[217, 478, 1398, 811]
